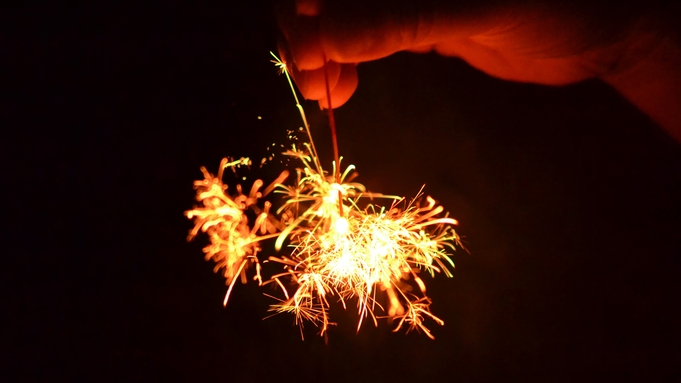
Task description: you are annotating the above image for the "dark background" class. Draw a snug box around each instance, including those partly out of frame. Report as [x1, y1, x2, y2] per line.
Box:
[5, 1, 681, 382]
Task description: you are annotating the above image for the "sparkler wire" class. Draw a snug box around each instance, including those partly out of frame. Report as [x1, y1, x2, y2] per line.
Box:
[321, 54, 344, 216]
[270, 52, 323, 175]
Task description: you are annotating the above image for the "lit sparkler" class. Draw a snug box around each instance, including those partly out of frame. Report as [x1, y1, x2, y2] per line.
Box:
[185, 53, 463, 339]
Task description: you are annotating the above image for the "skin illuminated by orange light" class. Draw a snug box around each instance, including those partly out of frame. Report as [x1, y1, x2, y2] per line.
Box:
[278, 0, 681, 141]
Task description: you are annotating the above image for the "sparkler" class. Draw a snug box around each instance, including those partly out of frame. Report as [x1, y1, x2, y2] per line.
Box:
[185, 53, 463, 339]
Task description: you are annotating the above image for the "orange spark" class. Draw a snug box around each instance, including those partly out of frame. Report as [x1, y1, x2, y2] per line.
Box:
[185, 54, 463, 339]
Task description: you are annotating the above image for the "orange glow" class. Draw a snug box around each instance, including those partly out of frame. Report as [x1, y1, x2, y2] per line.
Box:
[185, 54, 463, 339]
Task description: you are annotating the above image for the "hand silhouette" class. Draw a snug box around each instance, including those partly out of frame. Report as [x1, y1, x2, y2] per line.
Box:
[278, 0, 681, 141]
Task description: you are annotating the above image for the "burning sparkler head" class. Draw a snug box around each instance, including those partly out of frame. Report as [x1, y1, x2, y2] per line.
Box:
[185, 54, 463, 339]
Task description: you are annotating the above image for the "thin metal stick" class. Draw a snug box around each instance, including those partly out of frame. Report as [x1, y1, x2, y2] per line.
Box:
[322, 55, 344, 217]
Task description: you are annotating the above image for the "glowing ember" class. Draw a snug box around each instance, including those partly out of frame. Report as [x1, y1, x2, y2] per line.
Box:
[185, 54, 463, 339]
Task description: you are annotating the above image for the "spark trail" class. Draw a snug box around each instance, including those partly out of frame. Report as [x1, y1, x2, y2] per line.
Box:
[185, 54, 463, 339]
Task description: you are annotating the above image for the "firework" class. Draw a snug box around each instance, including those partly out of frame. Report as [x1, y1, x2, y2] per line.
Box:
[185, 54, 462, 339]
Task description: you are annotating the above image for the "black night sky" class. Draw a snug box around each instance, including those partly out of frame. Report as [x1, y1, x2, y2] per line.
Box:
[6, 2, 681, 382]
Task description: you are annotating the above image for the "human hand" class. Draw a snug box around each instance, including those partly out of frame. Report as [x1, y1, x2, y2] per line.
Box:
[278, 0, 642, 106]
[277, 0, 681, 142]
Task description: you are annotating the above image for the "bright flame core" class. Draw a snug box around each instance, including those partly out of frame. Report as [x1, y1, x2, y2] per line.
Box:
[185, 55, 463, 339]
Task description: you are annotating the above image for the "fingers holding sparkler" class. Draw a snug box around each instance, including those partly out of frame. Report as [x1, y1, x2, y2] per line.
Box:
[277, 37, 358, 109]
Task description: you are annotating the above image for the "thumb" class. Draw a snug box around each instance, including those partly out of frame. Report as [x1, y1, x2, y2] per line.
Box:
[317, 62, 358, 109]
[278, 30, 358, 109]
